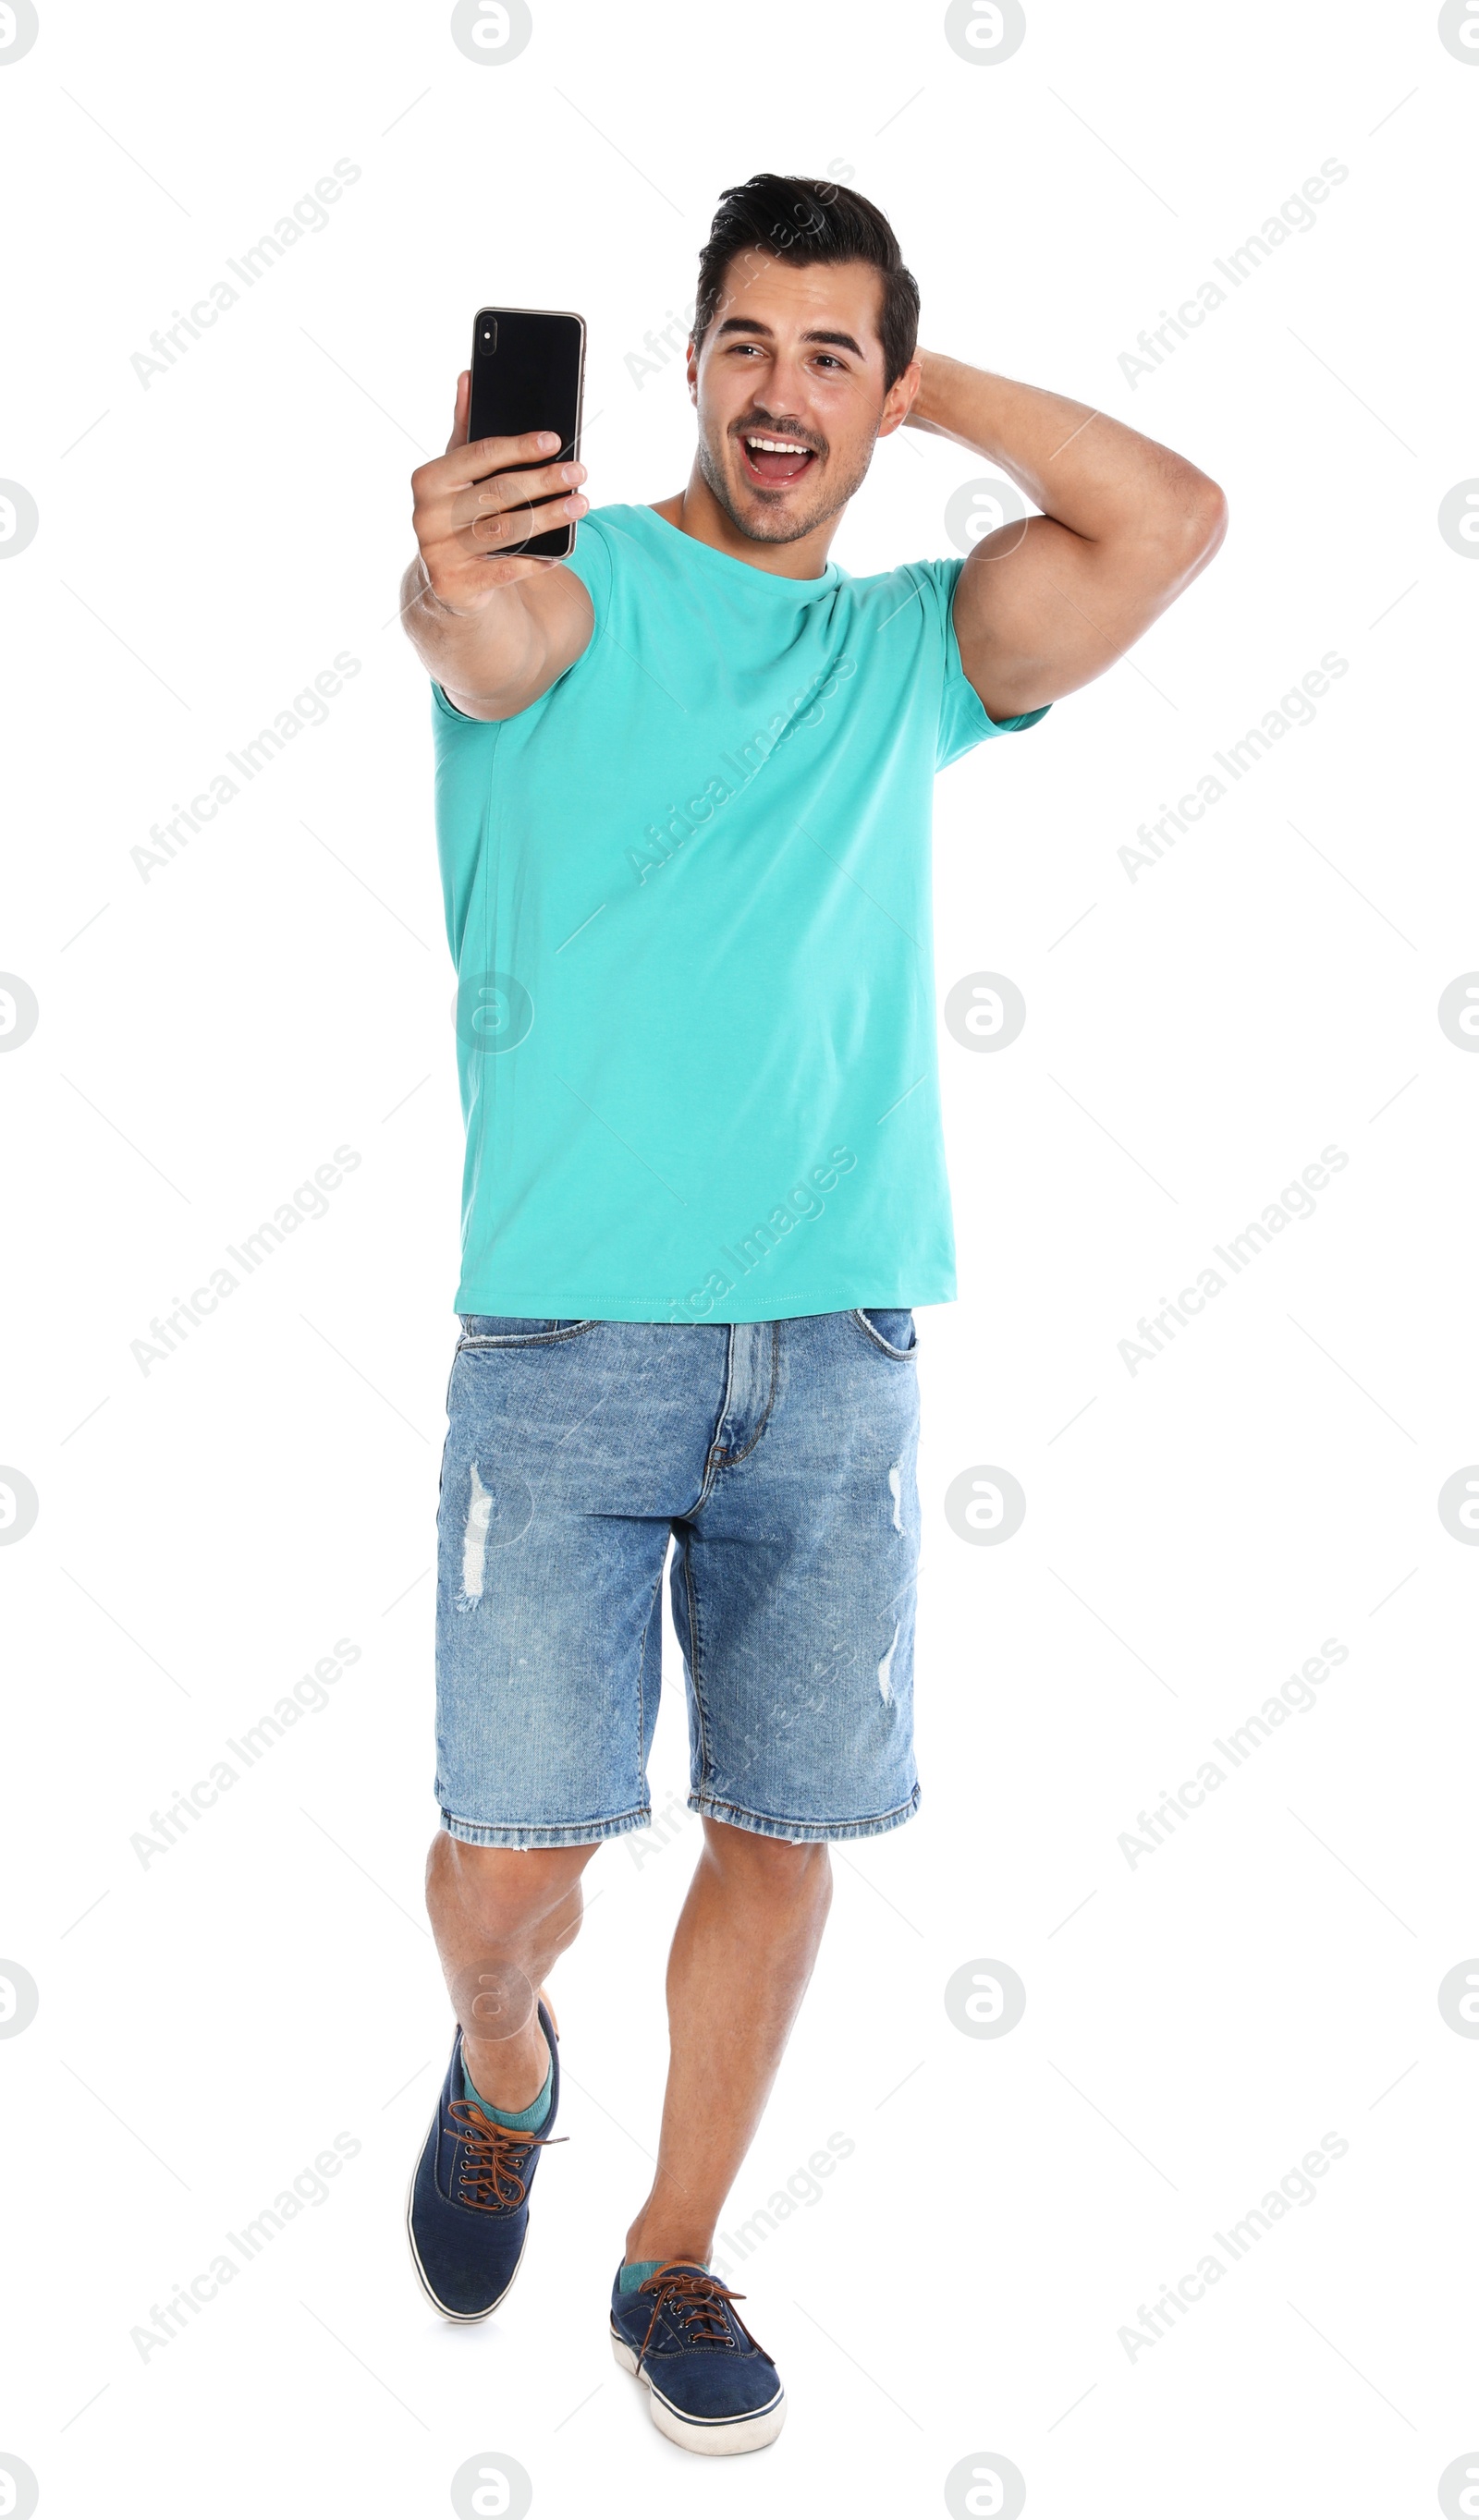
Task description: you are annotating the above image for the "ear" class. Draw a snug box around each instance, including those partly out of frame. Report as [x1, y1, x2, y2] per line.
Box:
[876, 357, 922, 440]
[686, 339, 700, 407]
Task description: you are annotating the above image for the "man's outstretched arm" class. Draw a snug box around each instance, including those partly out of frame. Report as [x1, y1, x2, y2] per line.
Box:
[907, 352, 1228, 723]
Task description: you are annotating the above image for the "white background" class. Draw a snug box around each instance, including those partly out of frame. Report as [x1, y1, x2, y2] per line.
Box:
[3, 2, 1478, 2513]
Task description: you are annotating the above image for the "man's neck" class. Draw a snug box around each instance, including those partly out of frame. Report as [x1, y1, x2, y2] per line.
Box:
[651, 466, 837, 580]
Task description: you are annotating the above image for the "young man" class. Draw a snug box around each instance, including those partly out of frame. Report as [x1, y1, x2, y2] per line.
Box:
[399, 173, 1224, 2456]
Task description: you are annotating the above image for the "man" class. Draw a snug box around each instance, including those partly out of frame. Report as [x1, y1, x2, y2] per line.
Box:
[399, 172, 1224, 2457]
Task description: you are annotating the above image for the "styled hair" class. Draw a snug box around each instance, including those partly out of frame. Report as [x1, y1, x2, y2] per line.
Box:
[693, 173, 920, 388]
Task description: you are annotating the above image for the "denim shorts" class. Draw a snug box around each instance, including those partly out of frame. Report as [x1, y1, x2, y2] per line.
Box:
[434, 1309, 922, 1846]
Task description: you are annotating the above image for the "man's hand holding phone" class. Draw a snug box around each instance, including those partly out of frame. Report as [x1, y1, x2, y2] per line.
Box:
[411, 371, 588, 615]
[401, 370, 593, 721]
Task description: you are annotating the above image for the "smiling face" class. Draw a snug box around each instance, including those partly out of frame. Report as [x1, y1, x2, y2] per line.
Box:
[690, 251, 918, 548]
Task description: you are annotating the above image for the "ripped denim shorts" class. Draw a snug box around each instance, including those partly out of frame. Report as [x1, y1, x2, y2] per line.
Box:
[434, 1309, 921, 1846]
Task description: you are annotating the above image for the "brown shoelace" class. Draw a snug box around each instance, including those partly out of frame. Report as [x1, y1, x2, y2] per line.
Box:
[635, 2263, 769, 2367]
[448, 2095, 566, 2212]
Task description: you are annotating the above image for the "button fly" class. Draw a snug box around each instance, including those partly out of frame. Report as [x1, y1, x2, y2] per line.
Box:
[710, 1322, 776, 1462]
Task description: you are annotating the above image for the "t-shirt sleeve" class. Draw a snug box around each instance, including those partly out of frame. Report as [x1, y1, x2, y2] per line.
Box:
[432, 676, 484, 725]
[910, 555, 1050, 769]
[560, 509, 614, 639]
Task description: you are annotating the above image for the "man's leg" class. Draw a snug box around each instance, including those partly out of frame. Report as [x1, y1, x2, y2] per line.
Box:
[426, 1834, 599, 2107]
[623, 1309, 920, 2270]
[623, 1818, 833, 2267]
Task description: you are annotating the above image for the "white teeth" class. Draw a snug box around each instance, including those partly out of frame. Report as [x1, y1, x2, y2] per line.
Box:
[745, 436, 812, 455]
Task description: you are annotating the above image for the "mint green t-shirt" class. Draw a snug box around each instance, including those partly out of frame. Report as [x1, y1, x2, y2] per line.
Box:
[432, 502, 1045, 1322]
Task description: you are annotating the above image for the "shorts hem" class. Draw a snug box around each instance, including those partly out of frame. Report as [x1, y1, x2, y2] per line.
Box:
[687, 1782, 921, 1843]
[439, 1802, 650, 1849]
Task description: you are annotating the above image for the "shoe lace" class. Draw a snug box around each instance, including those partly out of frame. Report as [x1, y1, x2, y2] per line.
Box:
[447, 2096, 566, 2211]
[635, 2263, 767, 2366]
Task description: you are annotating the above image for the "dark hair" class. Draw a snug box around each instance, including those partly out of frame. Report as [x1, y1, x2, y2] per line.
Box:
[693, 172, 920, 389]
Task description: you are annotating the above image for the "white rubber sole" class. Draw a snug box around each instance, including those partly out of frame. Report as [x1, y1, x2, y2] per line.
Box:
[610, 2330, 787, 2456]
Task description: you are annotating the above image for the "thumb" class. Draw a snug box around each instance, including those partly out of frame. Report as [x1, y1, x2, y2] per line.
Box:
[446, 369, 471, 455]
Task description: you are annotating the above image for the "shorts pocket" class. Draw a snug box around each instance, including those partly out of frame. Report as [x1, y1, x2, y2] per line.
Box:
[457, 1316, 597, 1348]
[851, 1308, 918, 1359]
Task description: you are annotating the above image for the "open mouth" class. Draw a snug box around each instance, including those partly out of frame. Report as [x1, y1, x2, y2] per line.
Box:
[738, 432, 819, 489]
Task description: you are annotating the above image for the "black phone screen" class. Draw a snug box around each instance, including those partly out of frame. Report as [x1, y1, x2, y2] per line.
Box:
[468, 309, 584, 559]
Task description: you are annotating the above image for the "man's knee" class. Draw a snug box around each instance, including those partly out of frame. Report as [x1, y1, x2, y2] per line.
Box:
[427, 1832, 595, 1936]
[701, 1817, 833, 1896]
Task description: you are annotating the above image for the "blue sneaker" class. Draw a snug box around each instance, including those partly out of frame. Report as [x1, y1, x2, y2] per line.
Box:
[609, 2259, 786, 2455]
[405, 2004, 562, 2320]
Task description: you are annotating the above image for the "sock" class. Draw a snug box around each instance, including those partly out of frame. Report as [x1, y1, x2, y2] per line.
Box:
[461, 2038, 553, 2133]
[619, 2256, 707, 2292]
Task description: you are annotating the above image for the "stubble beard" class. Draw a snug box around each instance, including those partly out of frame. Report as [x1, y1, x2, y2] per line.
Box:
[695, 420, 875, 548]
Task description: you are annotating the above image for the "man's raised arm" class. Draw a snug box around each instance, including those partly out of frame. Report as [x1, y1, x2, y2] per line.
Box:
[906, 351, 1227, 724]
[401, 370, 593, 723]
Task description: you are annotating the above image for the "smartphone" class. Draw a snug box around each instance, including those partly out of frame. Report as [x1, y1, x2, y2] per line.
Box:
[468, 307, 587, 559]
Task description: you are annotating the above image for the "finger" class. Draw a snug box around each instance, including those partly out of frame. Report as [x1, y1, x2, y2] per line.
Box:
[452, 459, 585, 529]
[444, 369, 471, 457]
[438, 428, 566, 491]
[466, 500, 583, 554]
[466, 493, 586, 551]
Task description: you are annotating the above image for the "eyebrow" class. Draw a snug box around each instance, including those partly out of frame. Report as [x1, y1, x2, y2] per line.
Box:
[713, 317, 868, 359]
